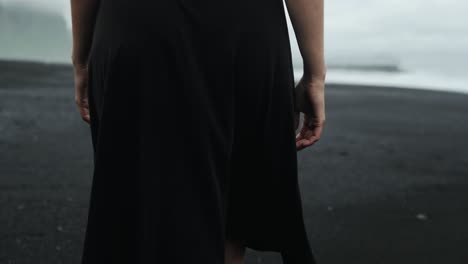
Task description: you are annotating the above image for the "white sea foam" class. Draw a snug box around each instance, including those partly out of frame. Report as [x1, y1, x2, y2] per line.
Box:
[293, 68, 468, 94]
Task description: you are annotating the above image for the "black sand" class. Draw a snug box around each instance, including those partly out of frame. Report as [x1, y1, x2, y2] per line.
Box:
[1, 59, 467, 263]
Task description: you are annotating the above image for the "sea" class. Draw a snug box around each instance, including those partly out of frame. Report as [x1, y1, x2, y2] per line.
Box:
[287, 0, 468, 94]
[1, 0, 467, 94]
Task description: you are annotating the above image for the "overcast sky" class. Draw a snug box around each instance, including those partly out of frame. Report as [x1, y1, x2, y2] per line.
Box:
[2, 0, 70, 16]
[3, 0, 467, 34]
[3, 0, 467, 61]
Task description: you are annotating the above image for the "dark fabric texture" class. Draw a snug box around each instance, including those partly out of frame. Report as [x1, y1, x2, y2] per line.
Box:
[81, 0, 316, 263]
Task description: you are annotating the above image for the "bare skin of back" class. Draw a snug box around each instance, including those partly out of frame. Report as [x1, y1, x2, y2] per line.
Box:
[70, 0, 326, 262]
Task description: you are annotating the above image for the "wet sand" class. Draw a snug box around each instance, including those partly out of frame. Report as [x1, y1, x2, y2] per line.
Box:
[1, 59, 467, 263]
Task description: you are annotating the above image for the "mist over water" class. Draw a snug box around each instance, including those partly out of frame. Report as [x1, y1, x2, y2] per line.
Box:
[0, 0, 467, 92]
[0, 0, 71, 62]
[1, 0, 69, 18]
[287, 0, 468, 92]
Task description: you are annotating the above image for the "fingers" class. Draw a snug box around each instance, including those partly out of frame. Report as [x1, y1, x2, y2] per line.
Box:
[75, 98, 91, 124]
[74, 65, 91, 124]
[74, 87, 91, 124]
[74, 81, 90, 124]
[80, 105, 91, 124]
[295, 113, 324, 151]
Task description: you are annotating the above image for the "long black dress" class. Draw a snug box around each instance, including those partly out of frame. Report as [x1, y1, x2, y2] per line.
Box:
[82, 0, 316, 263]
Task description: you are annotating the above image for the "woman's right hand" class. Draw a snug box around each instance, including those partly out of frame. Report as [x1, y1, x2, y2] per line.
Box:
[294, 75, 326, 151]
[73, 63, 91, 124]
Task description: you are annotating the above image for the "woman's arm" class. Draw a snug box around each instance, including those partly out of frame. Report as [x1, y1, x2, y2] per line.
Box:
[284, 0, 326, 81]
[284, 0, 326, 150]
[70, 0, 100, 67]
[70, 0, 100, 124]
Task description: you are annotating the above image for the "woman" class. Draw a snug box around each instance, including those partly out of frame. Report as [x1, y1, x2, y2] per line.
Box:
[71, 0, 325, 263]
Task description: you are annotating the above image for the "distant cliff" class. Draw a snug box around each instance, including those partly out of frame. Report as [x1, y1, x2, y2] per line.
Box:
[0, 3, 72, 63]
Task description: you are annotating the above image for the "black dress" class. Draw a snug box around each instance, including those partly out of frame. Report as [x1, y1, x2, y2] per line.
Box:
[82, 0, 316, 263]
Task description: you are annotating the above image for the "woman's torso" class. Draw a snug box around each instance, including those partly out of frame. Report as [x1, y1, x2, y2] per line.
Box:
[90, 0, 291, 51]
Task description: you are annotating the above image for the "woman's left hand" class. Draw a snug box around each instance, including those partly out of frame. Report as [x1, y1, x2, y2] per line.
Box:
[73, 64, 91, 124]
[294, 75, 326, 151]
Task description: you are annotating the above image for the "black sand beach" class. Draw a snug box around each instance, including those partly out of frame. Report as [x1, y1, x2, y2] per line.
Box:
[1, 59, 467, 264]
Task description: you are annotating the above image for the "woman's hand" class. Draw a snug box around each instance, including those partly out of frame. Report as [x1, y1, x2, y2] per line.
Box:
[73, 64, 91, 124]
[294, 75, 326, 151]
[70, 0, 101, 123]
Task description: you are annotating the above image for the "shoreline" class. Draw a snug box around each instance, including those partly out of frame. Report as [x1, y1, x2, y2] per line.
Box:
[1, 59, 466, 95]
[295, 68, 468, 95]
